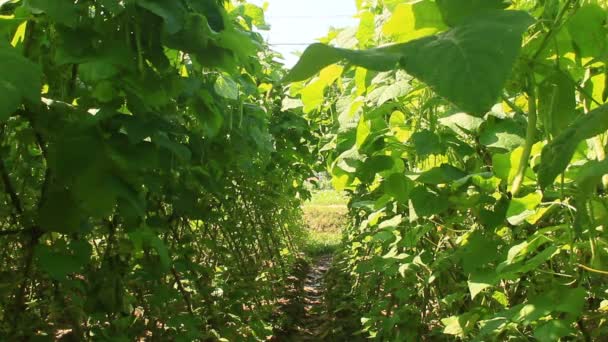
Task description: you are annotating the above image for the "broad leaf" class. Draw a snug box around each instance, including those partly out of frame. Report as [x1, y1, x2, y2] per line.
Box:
[383, 1, 446, 42]
[286, 10, 533, 116]
[436, 0, 510, 26]
[411, 130, 443, 157]
[538, 71, 577, 137]
[34, 241, 91, 280]
[567, 4, 607, 58]
[0, 45, 41, 121]
[506, 192, 542, 225]
[28, 0, 78, 27]
[539, 104, 608, 188]
[384, 173, 414, 204]
[136, 0, 186, 34]
[479, 118, 526, 151]
[410, 185, 449, 217]
[38, 189, 81, 234]
[214, 74, 239, 100]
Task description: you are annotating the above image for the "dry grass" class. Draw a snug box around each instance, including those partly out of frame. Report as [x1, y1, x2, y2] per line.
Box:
[302, 205, 347, 233]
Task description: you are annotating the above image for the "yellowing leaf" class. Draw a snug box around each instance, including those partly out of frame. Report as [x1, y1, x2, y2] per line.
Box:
[383, 2, 446, 43]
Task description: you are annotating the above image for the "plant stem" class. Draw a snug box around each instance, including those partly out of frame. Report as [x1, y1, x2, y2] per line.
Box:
[511, 76, 537, 196]
[532, 0, 575, 62]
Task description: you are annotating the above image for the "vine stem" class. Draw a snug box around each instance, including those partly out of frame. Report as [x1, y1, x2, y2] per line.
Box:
[531, 0, 575, 62]
[511, 75, 537, 196]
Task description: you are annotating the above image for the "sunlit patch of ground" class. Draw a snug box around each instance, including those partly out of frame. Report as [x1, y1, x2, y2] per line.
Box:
[302, 190, 347, 256]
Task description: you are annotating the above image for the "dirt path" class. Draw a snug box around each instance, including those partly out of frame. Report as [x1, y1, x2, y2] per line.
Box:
[288, 255, 332, 341]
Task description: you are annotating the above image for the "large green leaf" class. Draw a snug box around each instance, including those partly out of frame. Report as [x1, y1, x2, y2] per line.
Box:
[538, 70, 577, 137]
[384, 173, 414, 204]
[383, 1, 446, 42]
[0, 45, 41, 121]
[38, 189, 81, 234]
[538, 104, 608, 188]
[34, 241, 91, 280]
[436, 0, 510, 26]
[214, 74, 239, 100]
[479, 118, 526, 151]
[417, 164, 467, 185]
[411, 130, 443, 157]
[136, 0, 186, 34]
[506, 192, 542, 225]
[286, 10, 533, 116]
[410, 185, 449, 217]
[567, 4, 607, 58]
[28, 0, 78, 27]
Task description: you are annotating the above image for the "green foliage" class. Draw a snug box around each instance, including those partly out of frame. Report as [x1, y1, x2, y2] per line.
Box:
[286, 10, 533, 115]
[0, 0, 317, 340]
[287, 0, 608, 340]
[0, 45, 41, 120]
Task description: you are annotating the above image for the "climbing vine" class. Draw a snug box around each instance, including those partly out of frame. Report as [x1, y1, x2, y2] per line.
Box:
[0, 0, 317, 340]
[287, 0, 608, 340]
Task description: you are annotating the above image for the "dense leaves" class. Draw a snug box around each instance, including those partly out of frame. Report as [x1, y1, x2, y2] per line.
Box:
[0, 0, 317, 340]
[287, 0, 608, 340]
[3, 0, 608, 340]
[286, 10, 533, 115]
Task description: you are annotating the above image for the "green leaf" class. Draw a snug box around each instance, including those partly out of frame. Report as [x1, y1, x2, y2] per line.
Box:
[214, 74, 239, 100]
[513, 287, 586, 324]
[441, 316, 465, 337]
[442, 313, 478, 337]
[35, 242, 91, 280]
[286, 10, 532, 116]
[389, 110, 412, 142]
[356, 117, 371, 149]
[567, 4, 607, 58]
[129, 228, 171, 271]
[534, 320, 576, 341]
[410, 186, 448, 217]
[555, 287, 586, 315]
[384, 173, 414, 204]
[436, 0, 510, 26]
[356, 11, 375, 47]
[242, 4, 269, 30]
[71, 164, 119, 218]
[539, 104, 608, 188]
[0, 45, 41, 121]
[379, 214, 403, 230]
[439, 112, 484, 135]
[372, 230, 395, 243]
[39, 189, 81, 234]
[28, 0, 78, 27]
[377, 80, 410, 105]
[468, 279, 492, 299]
[492, 291, 509, 307]
[411, 130, 443, 157]
[417, 164, 467, 185]
[298, 64, 343, 113]
[506, 191, 542, 225]
[492, 146, 536, 184]
[538, 71, 577, 137]
[136, 0, 186, 34]
[479, 118, 526, 151]
[153, 132, 191, 161]
[460, 231, 501, 277]
[383, 1, 446, 42]
[358, 156, 397, 182]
